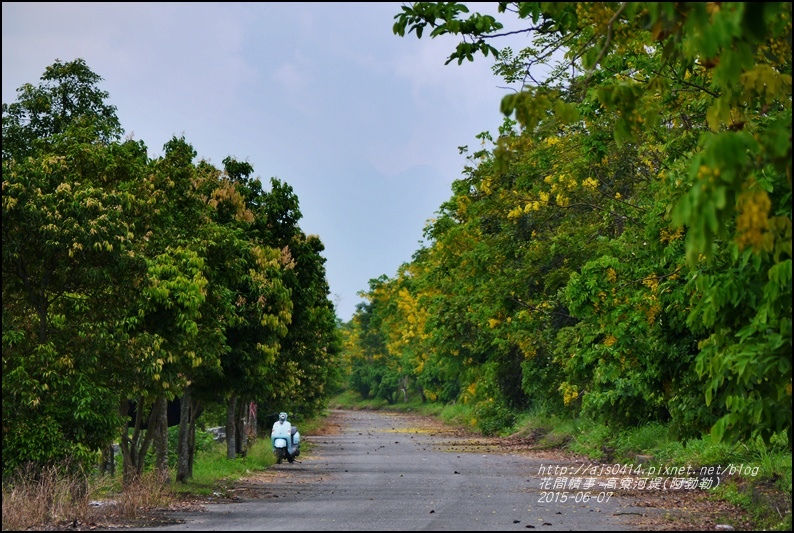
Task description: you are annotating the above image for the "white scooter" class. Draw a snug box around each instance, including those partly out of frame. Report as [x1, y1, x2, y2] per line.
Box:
[271, 412, 300, 464]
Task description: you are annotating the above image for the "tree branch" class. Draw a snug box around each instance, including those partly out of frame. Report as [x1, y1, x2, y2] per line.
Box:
[587, 2, 628, 79]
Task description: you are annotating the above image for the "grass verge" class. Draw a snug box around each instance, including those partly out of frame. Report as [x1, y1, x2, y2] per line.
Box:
[1, 416, 321, 530]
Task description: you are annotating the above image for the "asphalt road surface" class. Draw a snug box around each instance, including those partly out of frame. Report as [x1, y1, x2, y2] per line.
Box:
[142, 409, 720, 531]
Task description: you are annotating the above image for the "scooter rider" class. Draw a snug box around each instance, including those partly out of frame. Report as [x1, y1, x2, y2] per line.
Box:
[272, 412, 298, 463]
[273, 412, 290, 433]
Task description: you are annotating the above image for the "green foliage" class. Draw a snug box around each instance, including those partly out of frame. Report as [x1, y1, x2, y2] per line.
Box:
[2, 60, 148, 475]
[472, 398, 516, 437]
[144, 426, 216, 469]
[362, 1, 793, 447]
[2, 58, 122, 161]
[393, 2, 502, 64]
[3, 59, 341, 479]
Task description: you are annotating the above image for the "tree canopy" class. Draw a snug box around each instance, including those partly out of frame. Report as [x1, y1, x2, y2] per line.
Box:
[2, 59, 342, 479]
[343, 2, 791, 443]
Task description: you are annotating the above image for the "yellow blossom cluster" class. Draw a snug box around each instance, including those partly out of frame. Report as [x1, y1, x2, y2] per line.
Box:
[479, 177, 493, 195]
[508, 200, 541, 219]
[545, 173, 579, 192]
[645, 302, 662, 326]
[542, 173, 578, 207]
[697, 164, 721, 181]
[640, 276, 662, 325]
[642, 276, 659, 292]
[507, 190, 553, 219]
[561, 384, 579, 406]
[660, 227, 684, 243]
[735, 187, 772, 252]
[519, 343, 537, 360]
[462, 381, 477, 404]
[544, 136, 561, 147]
[593, 290, 608, 312]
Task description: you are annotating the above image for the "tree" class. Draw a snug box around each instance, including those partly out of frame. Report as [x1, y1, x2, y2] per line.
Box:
[2, 58, 122, 161]
[391, 2, 791, 442]
[3, 59, 147, 474]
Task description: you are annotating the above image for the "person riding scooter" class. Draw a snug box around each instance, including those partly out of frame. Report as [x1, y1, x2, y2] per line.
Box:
[271, 412, 300, 463]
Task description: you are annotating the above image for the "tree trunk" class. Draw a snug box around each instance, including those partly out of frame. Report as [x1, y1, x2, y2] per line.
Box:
[135, 401, 158, 478]
[153, 395, 169, 483]
[226, 394, 237, 460]
[99, 444, 115, 476]
[119, 397, 143, 486]
[247, 402, 257, 441]
[187, 399, 202, 479]
[118, 398, 134, 484]
[176, 387, 192, 483]
[236, 399, 247, 457]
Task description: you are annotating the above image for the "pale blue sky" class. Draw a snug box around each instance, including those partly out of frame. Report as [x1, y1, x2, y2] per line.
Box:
[2, 2, 525, 321]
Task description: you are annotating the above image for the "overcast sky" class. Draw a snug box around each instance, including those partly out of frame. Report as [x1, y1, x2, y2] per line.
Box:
[3, 2, 526, 321]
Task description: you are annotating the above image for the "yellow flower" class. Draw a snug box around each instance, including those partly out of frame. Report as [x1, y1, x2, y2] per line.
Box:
[545, 136, 561, 146]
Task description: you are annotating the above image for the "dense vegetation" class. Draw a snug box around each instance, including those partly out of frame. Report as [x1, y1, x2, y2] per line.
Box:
[343, 2, 791, 448]
[2, 59, 343, 483]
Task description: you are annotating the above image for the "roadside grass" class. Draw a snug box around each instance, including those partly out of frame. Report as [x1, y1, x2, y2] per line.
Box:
[169, 436, 276, 497]
[1, 461, 105, 531]
[1, 416, 317, 530]
[170, 409, 331, 497]
[510, 409, 792, 531]
[328, 389, 390, 410]
[1, 463, 169, 530]
[329, 390, 793, 531]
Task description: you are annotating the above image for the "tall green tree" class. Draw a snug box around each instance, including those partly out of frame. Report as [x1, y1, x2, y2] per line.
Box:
[117, 137, 225, 484]
[183, 162, 295, 461]
[3, 59, 147, 474]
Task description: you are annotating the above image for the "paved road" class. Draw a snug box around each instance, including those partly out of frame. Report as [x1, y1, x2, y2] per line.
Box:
[144, 409, 678, 531]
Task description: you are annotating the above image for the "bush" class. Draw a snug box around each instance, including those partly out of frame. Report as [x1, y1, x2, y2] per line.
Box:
[473, 398, 516, 436]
